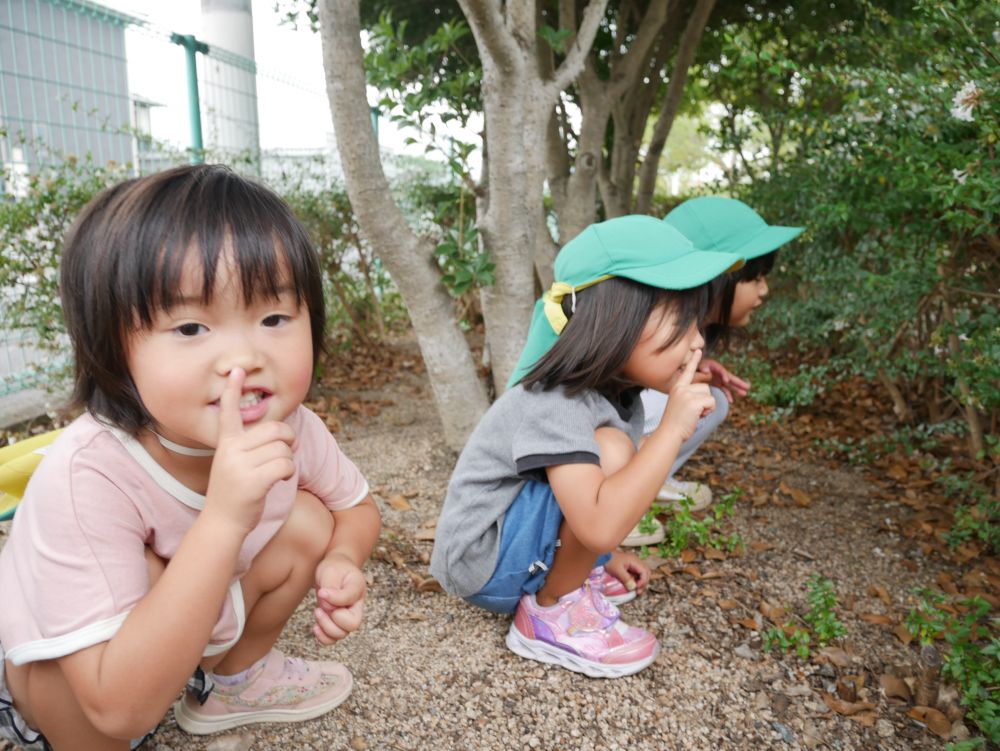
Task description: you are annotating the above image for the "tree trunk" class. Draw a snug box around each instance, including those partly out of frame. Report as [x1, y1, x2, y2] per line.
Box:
[318, 0, 489, 451]
[634, 0, 718, 215]
[458, 0, 608, 392]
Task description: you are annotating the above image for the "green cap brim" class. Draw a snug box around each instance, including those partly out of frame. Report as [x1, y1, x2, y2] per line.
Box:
[610, 249, 744, 289]
[735, 225, 805, 261]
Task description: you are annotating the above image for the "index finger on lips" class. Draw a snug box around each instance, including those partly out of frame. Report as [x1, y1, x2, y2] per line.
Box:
[218, 368, 246, 439]
[676, 349, 703, 387]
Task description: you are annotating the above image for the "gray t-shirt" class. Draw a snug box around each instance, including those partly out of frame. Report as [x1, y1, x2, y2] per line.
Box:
[429, 383, 644, 597]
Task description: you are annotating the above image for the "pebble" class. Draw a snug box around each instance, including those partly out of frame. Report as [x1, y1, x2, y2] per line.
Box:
[876, 719, 895, 738]
[205, 734, 253, 751]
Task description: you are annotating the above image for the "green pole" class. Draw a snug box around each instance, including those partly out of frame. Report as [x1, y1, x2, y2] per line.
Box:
[170, 33, 209, 164]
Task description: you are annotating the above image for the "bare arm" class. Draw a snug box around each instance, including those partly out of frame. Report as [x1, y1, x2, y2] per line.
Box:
[58, 368, 296, 738]
[548, 353, 715, 552]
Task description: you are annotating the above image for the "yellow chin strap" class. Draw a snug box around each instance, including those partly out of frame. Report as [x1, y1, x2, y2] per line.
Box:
[542, 275, 612, 335]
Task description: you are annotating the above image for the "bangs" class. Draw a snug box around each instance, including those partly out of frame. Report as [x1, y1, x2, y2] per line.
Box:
[652, 285, 707, 352]
[733, 251, 776, 283]
[122, 169, 317, 328]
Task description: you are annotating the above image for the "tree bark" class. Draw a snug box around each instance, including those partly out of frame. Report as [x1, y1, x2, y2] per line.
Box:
[318, 0, 489, 451]
[458, 0, 608, 392]
[634, 0, 718, 214]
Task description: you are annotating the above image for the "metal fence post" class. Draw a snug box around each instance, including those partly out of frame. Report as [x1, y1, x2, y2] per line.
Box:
[169, 33, 209, 165]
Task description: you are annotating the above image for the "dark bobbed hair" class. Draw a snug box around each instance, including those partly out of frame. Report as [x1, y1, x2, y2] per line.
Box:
[704, 250, 777, 352]
[60, 164, 326, 435]
[519, 277, 708, 398]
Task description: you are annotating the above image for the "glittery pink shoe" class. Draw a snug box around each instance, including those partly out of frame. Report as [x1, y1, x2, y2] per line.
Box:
[173, 649, 352, 734]
[591, 565, 637, 606]
[505, 577, 658, 678]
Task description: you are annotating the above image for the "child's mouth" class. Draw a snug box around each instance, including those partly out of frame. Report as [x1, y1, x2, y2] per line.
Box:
[239, 390, 266, 408]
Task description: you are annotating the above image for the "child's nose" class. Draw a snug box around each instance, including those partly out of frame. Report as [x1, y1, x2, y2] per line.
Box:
[692, 329, 706, 350]
[217, 338, 263, 375]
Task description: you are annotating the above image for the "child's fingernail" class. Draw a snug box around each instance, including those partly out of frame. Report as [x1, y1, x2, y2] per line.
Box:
[626, 580, 636, 590]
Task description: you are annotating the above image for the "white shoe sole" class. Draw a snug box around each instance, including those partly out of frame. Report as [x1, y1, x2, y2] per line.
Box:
[172, 672, 353, 735]
[603, 589, 638, 606]
[505, 623, 658, 678]
[621, 523, 666, 547]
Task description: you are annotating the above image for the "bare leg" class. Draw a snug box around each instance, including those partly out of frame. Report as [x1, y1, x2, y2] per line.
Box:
[535, 427, 635, 605]
[3, 548, 170, 751]
[202, 490, 333, 677]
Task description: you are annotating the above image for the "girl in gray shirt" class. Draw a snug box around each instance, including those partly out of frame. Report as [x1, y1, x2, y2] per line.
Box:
[430, 215, 743, 678]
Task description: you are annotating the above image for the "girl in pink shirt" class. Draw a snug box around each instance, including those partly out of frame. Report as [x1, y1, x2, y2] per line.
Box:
[0, 165, 381, 749]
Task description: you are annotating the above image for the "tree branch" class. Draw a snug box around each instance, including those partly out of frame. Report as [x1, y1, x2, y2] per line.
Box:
[634, 0, 717, 213]
[545, 0, 610, 101]
[458, 0, 518, 70]
[608, 0, 670, 100]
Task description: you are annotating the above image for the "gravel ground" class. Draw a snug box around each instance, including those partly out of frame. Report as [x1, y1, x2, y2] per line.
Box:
[1, 340, 968, 751]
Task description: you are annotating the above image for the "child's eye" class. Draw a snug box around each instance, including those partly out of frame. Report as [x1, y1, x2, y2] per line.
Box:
[262, 314, 290, 328]
[174, 323, 207, 337]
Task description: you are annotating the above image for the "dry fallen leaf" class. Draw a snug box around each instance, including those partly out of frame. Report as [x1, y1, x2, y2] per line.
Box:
[937, 571, 960, 595]
[717, 599, 740, 611]
[759, 600, 786, 622]
[907, 706, 952, 738]
[859, 613, 894, 627]
[413, 528, 436, 541]
[704, 547, 727, 561]
[731, 617, 760, 630]
[415, 577, 442, 593]
[681, 549, 698, 563]
[778, 481, 812, 507]
[893, 623, 913, 646]
[821, 692, 876, 716]
[815, 646, 851, 668]
[700, 570, 728, 580]
[681, 565, 702, 579]
[387, 495, 412, 511]
[879, 674, 912, 702]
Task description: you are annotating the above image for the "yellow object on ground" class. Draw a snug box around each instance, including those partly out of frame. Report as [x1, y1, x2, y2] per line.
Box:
[0, 429, 64, 520]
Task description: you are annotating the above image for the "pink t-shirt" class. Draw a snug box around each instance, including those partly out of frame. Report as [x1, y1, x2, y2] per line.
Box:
[0, 406, 368, 666]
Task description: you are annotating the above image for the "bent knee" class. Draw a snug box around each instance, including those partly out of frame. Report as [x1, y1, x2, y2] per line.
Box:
[707, 386, 730, 427]
[281, 491, 335, 560]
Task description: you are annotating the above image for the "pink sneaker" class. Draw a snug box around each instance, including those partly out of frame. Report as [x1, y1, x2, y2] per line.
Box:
[173, 649, 352, 735]
[506, 578, 658, 678]
[591, 565, 637, 606]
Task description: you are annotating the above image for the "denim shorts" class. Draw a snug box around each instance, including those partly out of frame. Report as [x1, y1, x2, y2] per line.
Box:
[464, 480, 609, 615]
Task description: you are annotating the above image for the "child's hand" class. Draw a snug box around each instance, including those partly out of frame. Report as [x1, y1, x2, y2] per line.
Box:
[605, 550, 651, 595]
[313, 553, 366, 644]
[698, 357, 750, 402]
[662, 350, 717, 442]
[204, 367, 297, 536]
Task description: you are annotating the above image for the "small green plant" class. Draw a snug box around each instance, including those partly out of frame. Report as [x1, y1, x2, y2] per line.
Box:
[906, 589, 1000, 746]
[803, 575, 848, 646]
[654, 489, 743, 557]
[762, 575, 847, 660]
[763, 623, 812, 660]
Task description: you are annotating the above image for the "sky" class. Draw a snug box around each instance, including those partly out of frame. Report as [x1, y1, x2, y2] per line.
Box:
[99, 0, 423, 156]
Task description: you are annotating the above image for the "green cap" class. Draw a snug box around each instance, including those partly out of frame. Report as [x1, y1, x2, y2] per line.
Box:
[663, 197, 804, 260]
[508, 215, 744, 387]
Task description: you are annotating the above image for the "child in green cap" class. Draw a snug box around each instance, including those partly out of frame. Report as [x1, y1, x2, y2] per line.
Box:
[623, 197, 804, 547]
[429, 215, 742, 678]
